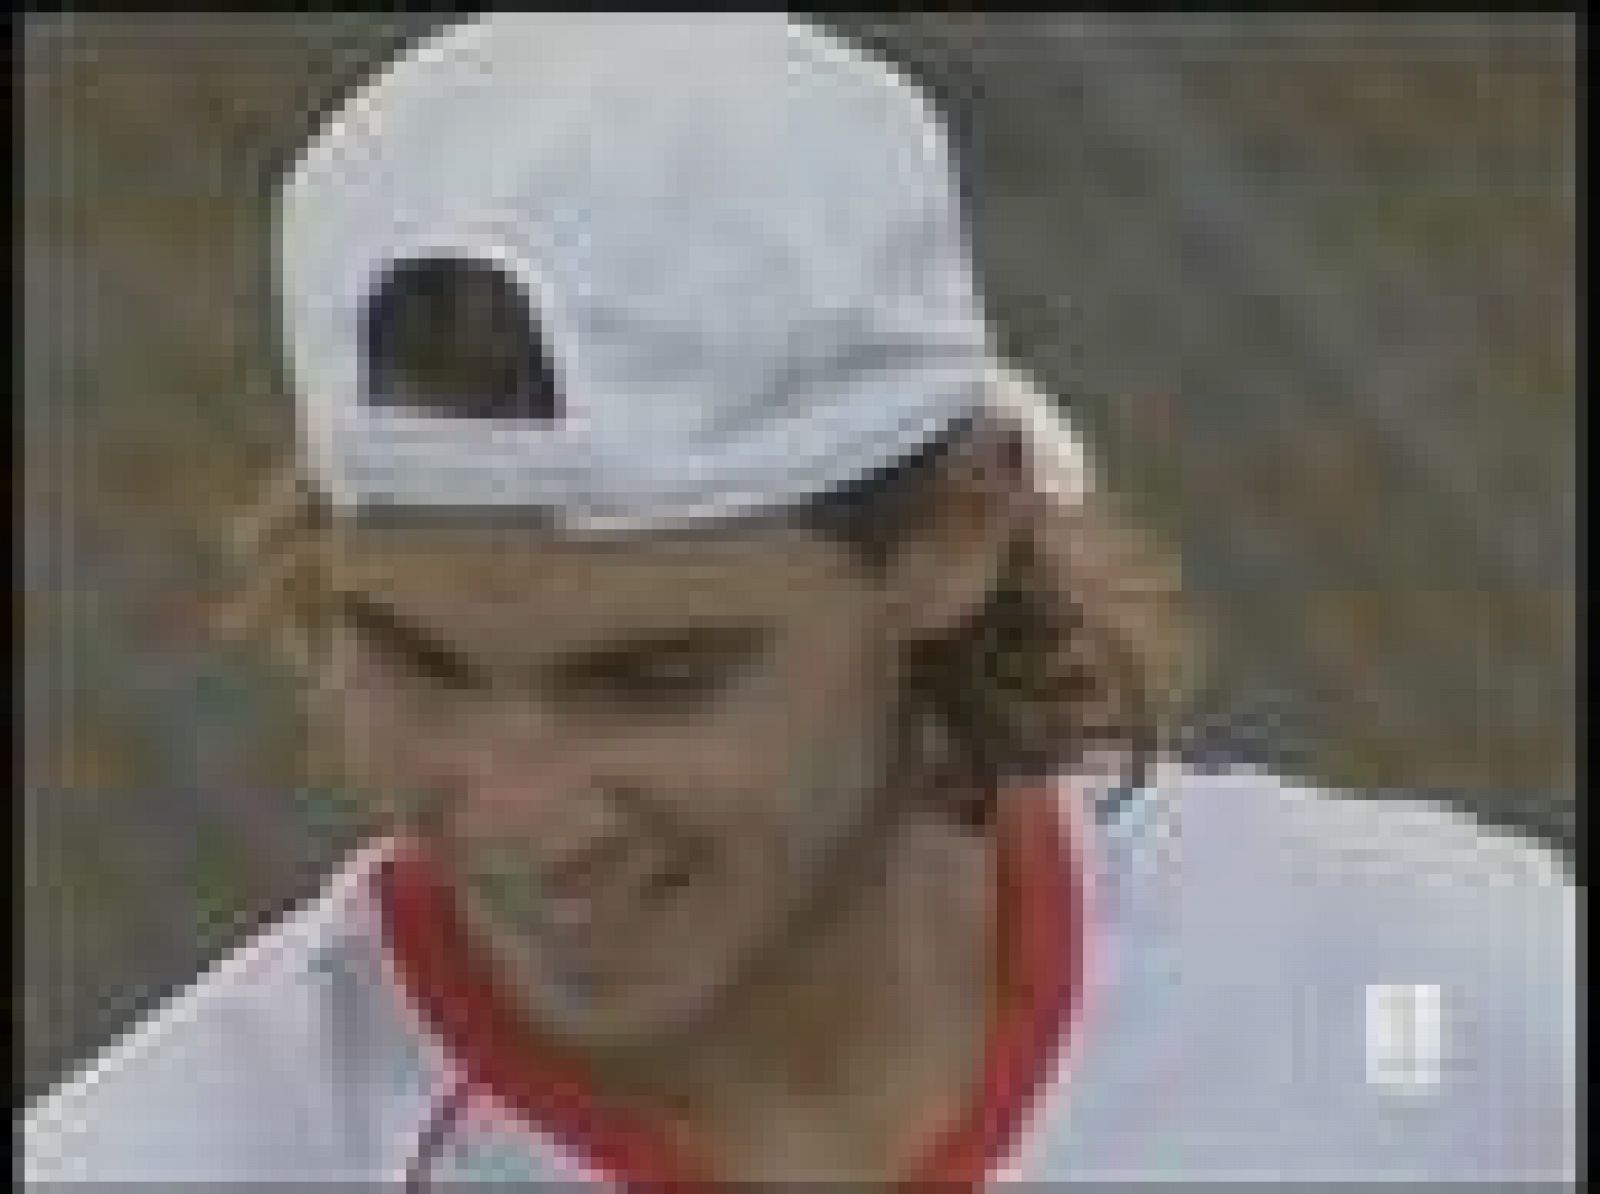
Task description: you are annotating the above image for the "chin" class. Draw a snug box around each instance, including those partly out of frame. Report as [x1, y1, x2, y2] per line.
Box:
[462, 873, 781, 1052]
[524, 963, 739, 1051]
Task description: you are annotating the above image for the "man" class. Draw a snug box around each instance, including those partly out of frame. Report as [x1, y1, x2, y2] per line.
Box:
[24, 14, 1575, 1186]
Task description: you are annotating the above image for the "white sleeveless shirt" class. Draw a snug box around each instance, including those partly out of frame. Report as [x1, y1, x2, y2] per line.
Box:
[23, 761, 1576, 1185]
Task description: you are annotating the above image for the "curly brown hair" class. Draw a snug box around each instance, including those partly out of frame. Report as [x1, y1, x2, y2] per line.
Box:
[798, 365, 1193, 823]
[219, 364, 1195, 828]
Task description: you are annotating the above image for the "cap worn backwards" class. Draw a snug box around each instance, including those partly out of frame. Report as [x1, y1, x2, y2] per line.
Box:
[276, 14, 994, 532]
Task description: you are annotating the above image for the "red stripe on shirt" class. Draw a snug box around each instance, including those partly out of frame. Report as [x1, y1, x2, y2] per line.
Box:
[376, 780, 1084, 1188]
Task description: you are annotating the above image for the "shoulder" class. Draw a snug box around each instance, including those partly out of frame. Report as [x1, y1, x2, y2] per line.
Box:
[1158, 762, 1574, 1069]
[22, 842, 396, 1185]
[1150, 761, 1573, 960]
[1144, 757, 1567, 881]
[1020, 762, 1576, 1183]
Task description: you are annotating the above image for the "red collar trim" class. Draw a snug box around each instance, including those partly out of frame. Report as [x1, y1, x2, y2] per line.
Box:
[375, 783, 1084, 1187]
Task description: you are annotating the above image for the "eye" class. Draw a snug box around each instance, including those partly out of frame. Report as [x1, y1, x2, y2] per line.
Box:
[619, 656, 723, 699]
[651, 651, 721, 684]
[566, 653, 731, 713]
[546, 628, 771, 717]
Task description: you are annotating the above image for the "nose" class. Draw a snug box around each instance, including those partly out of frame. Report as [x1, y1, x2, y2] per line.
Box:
[444, 736, 633, 876]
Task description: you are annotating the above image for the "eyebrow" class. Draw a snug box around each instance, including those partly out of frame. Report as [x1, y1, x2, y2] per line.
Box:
[338, 591, 482, 683]
[337, 591, 773, 685]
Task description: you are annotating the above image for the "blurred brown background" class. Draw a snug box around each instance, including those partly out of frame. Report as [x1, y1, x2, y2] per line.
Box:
[19, 15, 1577, 1102]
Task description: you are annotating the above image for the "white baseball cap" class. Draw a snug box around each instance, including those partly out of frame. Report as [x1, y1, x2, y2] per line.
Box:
[277, 14, 1085, 532]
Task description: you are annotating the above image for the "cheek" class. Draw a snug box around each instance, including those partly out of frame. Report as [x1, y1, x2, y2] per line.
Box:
[320, 666, 385, 782]
[326, 667, 461, 811]
[781, 644, 903, 856]
[331, 695, 420, 814]
[769, 721, 889, 882]
[634, 661, 882, 804]
[703, 653, 897, 879]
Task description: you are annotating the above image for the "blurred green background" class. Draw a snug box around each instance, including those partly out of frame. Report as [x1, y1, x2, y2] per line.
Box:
[20, 15, 1576, 1102]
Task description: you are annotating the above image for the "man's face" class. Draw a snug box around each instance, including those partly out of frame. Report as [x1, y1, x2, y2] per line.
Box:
[325, 522, 908, 1046]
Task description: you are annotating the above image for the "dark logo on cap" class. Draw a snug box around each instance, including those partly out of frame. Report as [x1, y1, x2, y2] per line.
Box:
[362, 254, 563, 423]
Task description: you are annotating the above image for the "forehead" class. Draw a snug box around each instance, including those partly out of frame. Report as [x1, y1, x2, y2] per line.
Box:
[332, 522, 869, 646]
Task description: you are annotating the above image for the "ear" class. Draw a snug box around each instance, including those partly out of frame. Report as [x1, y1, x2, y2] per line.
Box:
[879, 418, 1030, 644]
